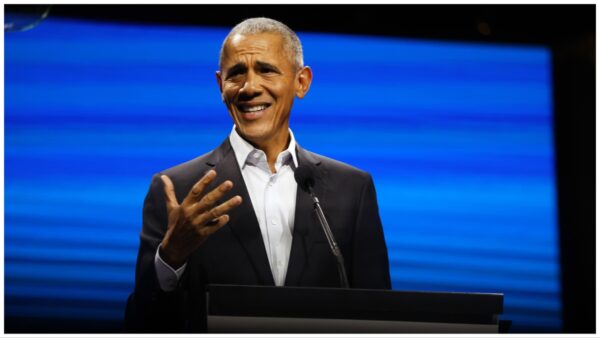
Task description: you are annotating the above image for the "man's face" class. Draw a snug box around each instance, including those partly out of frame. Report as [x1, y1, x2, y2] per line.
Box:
[217, 32, 311, 147]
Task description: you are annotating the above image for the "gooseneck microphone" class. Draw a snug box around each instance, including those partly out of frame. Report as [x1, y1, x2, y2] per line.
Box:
[294, 165, 350, 288]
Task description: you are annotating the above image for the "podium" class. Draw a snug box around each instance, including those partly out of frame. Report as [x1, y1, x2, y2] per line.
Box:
[206, 284, 504, 333]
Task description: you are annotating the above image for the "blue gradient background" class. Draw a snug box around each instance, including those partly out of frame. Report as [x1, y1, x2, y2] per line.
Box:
[5, 17, 560, 332]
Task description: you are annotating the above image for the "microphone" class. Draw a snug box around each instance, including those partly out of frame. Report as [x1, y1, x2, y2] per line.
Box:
[294, 165, 350, 288]
[294, 165, 315, 193]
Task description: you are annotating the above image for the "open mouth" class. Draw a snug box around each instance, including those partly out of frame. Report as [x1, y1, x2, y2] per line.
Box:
[236, 103, 271, 120]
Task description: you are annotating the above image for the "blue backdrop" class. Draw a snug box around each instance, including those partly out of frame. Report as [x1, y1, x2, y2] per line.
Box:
[5, 17, 560, 332]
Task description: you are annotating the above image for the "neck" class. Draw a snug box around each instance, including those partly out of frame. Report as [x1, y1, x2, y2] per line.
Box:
[239, 128, 291, 173]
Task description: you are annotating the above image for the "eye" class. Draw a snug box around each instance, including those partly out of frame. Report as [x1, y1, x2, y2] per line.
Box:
[260, 68, 276, 73]
[226, 70, 244, 80]
[225, 64, 247, 80]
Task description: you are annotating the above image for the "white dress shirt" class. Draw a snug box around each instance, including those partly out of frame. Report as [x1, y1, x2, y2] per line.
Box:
[155, 127, 298, 290]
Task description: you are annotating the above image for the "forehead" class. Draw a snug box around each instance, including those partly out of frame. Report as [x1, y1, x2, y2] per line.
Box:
[222, 32, 289, 65]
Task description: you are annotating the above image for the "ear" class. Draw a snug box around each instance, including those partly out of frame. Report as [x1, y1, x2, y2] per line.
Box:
[216, 70, 225, 102]
[216, 71, 224, 93]
[295, 66, 313, 99]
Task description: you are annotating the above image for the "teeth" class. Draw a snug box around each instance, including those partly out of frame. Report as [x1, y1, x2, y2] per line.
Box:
[243, 105, 267, 112]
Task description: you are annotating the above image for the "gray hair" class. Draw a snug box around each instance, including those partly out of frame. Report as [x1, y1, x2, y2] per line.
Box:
[219, 17, 304, 70]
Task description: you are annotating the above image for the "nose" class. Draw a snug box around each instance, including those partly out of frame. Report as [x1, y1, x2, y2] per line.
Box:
[238, 71, 262, 99]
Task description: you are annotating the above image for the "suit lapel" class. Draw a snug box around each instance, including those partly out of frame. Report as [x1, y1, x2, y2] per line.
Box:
[285, 144, 325, 286]
[208, 139, 275, 286]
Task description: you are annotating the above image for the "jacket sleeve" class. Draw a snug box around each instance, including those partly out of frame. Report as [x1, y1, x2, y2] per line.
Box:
[351, 174, 391, 289]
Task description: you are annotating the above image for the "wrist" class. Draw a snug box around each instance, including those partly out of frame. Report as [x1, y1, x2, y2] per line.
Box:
[159, 242, 185, 270]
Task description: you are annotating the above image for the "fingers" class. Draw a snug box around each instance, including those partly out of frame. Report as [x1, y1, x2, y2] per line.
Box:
[199, 214, 230, 237]
[193, 195, 242, 226]
[161, 175, 178, 212]
[163, 169, 241, 237]
[194, 179, 234, 212]
[183, 170, 217, 207]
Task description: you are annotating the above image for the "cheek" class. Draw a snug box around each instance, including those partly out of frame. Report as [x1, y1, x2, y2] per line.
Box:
[270, 82, 296, 100]
[222, 85, 240, 101]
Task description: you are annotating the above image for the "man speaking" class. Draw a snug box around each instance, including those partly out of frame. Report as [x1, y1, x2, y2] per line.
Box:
[126, 17, 390, 332]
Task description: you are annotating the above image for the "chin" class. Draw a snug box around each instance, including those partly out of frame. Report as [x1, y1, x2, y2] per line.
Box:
[237, 125, 269, 142]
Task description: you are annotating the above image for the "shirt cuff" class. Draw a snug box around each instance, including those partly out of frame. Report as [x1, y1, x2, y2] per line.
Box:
[154, 245, 187, 292]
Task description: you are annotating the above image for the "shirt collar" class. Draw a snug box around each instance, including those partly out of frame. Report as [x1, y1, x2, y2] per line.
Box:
[229, 126, 299, 169]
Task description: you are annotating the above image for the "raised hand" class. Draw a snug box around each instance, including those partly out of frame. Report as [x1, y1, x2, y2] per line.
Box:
[158, 170, 242, 269]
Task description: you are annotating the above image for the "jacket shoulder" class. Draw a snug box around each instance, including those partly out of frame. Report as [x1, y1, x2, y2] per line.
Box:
[307, 150, 372, 183]
[159, 138, 230, 182]
[160, 150, 215, 179]
[148, 148, 222, 201]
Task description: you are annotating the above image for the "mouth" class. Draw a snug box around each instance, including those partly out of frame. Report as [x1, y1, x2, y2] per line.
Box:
[236, 103, 271, 121]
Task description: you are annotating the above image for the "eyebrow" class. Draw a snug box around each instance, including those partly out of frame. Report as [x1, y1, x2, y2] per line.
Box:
[255, 61, 281, 73]
[225, 63, 247, 78]
[224, 60, 282, 78]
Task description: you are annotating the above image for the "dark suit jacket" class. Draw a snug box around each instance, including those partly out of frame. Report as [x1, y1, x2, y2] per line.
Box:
[126, 138, 390, 332]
